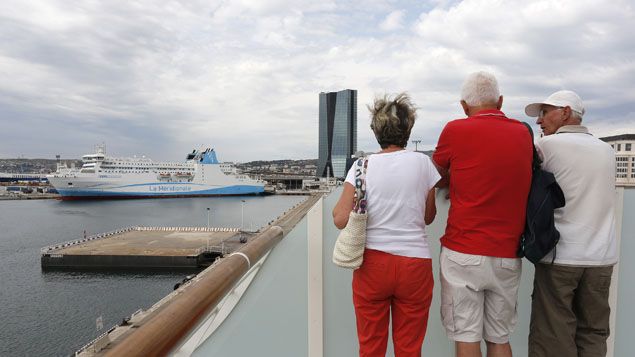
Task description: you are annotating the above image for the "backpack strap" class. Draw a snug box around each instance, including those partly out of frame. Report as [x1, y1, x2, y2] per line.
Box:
[521, 122, 542, 171]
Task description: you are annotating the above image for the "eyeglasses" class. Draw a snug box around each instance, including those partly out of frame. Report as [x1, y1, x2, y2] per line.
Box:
[538, 106, 564, 119]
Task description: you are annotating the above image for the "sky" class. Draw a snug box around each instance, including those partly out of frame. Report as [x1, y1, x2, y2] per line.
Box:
[1, 0, 634, 162]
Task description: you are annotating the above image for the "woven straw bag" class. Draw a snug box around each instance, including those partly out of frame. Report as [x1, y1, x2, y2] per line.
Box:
[332, 157, 368, 269]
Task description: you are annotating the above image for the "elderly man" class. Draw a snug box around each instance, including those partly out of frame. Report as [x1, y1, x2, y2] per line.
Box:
[433, 71, 533, 357]
[525, 90, 617, 357]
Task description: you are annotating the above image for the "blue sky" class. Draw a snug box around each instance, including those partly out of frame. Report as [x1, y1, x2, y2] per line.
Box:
[1, 0, 633, 162]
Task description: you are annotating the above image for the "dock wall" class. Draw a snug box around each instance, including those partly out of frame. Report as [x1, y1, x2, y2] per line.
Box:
[41, 226, 240, 269]
[41, 254, 206, 269]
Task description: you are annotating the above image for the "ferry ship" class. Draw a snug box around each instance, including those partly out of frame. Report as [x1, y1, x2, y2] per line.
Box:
[47, 146, 264, 200]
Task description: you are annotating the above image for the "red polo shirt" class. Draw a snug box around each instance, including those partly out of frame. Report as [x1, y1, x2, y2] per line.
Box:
[433, 109, 532, 258]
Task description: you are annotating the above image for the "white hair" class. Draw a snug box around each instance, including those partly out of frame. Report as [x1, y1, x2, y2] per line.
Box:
[461, 71, 500, 106]
[570, 111, 582, 122]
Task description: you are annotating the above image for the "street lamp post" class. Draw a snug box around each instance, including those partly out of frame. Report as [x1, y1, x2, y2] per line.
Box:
[206, 207, 210, 252]
[240, 200, 245, 231]
[411, 140, 421, 151]
[240, 200, 247, 243]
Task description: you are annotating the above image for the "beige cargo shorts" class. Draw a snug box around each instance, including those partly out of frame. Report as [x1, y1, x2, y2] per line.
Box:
[440, 247, 522, 343]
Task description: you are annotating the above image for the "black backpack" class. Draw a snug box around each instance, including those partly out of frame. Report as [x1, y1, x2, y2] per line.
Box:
[517, 123, 566, 264]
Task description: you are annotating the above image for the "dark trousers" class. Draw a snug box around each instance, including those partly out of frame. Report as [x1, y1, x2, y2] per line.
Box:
[529, 263, 613, 357]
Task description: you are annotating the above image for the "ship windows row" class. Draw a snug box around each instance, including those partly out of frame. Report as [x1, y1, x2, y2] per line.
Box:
[100, 167, 195, 171]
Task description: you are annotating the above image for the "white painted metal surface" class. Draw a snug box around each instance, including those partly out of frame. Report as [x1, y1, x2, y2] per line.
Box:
[607, 187, 624, 357]
[307, 197, 324, 357]
[171, 251, 272, 356]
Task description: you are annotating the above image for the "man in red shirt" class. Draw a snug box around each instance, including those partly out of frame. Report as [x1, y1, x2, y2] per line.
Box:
[433, 71, 532, 357]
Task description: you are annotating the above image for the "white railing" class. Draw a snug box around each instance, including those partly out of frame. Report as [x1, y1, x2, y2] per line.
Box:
[135, 226, 240, 232]
[74, 309, 144, 356]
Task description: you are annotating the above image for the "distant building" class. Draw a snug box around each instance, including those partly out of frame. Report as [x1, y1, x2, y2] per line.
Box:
[601, 134, 635, 186]
[318, 89, 357, 178]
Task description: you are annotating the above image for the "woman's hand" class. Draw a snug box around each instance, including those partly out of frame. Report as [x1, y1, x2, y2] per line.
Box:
[332, 183, 356, 229]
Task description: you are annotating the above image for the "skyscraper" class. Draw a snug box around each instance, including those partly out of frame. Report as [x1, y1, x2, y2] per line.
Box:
[318, 89, 357, 178]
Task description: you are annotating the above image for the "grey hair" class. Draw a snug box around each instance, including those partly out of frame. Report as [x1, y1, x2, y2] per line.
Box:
[461, 71, 500, 106]
[367, 93, 417, 149]
[570, 111, 583, 122]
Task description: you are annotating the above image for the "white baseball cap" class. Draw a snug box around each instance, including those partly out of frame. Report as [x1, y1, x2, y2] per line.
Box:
[525, 90, 585, 117]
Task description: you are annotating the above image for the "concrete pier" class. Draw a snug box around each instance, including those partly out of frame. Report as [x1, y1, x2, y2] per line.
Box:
[41, 227, 252, 269]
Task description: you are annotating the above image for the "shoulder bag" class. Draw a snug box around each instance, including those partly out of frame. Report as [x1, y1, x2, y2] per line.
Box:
[332, 157, 368, 269]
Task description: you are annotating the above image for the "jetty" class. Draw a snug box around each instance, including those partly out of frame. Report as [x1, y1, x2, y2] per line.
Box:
[40, 226, 253, 269]
[41, 195, 317, 270]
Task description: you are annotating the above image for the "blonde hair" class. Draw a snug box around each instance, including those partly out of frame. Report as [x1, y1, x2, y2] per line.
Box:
[368, 93, 417, 149]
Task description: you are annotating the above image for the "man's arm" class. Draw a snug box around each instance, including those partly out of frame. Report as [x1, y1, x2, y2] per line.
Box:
[432, 123, 452, 188]
[433, 161, 449, 188]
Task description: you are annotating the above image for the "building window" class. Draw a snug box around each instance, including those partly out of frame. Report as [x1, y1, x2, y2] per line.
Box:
[617, 144, 621, 151]
[626, 143, 632, 151]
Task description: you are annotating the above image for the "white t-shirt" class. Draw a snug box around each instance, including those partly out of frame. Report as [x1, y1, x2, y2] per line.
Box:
[537, 126, 617, 266]
[344, 150, 441, 258]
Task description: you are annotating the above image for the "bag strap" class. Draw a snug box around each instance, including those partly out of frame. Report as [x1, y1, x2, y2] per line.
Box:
[352, 157, 369, 214]
[521, 122, 542, 171]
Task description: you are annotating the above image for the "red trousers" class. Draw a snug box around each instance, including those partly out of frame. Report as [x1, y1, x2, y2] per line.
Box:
[352, 249, 434, 357]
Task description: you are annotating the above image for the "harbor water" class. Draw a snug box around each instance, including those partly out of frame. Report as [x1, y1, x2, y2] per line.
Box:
[0, 195, 304, 356]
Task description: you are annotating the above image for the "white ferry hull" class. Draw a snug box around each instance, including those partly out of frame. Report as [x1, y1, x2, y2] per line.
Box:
[48, 177, 264, 200]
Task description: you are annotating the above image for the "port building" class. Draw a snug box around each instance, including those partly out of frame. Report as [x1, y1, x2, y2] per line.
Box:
[602, 134, 635, 186]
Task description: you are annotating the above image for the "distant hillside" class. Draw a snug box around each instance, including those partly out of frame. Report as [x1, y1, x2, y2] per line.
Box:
[0, 158, 82, 174]
[0, 157, 317, 175]
[237, 158, 316, 167]
[237, 159, 317, 176]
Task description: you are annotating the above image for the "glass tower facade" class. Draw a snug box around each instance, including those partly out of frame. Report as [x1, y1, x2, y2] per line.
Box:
[318, 89, 357, 178]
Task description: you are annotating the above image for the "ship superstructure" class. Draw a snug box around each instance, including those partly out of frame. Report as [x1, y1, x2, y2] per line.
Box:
[47, 146, 264, 199]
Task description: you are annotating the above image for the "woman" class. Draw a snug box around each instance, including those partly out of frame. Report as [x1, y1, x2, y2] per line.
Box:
[333, 93, 440, 357]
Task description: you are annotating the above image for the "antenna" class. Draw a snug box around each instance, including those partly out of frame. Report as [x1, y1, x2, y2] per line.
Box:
[411, 140, 421, 151]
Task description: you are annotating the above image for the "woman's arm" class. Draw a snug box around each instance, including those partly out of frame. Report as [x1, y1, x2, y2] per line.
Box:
[424, 187, 436, 225]
[332, 183, 356, 229]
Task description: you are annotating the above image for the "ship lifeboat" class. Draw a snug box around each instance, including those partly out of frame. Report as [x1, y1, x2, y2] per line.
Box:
[174, 172, 194, 181]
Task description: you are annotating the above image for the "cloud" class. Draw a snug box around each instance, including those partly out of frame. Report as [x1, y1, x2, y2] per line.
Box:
[0, 0, 633, 162]
[407, 0, 635, 137]
[380, 10, 405, 31]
